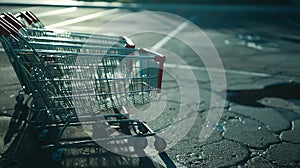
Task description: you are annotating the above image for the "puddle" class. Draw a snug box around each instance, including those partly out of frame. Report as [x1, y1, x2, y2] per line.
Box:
[224, 34, 280, 52]
[226, 82, 300, 108]
[258, 97, 300, 113]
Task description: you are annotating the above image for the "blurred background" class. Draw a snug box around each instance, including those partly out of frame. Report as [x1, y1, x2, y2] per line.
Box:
[76, 0, 297, 5]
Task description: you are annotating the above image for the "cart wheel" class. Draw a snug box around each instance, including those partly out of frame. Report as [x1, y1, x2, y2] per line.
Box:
[16, 94, 24, 103]
[134, 137, 148, 149]
[52, 148, 65, 162]
[154, 136, 167, 152]
[37, 129, 48, 141]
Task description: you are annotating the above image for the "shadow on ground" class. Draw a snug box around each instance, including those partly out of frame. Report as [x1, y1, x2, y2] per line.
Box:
[0, 114, 162, 168]
[226, 82, 300, 107]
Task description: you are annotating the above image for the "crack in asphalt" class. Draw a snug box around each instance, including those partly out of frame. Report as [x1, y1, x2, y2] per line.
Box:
[214, 100, 299, 167]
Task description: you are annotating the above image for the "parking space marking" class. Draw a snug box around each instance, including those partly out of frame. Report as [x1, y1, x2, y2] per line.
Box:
[204, 67, 271, 77]
[151, 16, 273, 78]
[47, 8, 120, 28]
[152, 17, 196, 51]
[61, 25, 100, 31]
[37, 7, 77, 18]
[165, 63, 272, 77]
[151, 16, 271, 78]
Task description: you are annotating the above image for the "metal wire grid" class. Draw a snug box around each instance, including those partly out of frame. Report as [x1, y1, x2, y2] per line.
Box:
[1, 35, 162, 124]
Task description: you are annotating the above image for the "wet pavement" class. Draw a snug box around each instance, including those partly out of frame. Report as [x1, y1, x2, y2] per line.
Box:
[1, 1, 300, 168]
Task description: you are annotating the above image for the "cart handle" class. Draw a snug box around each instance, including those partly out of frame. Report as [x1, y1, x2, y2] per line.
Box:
[24, 11, 40, 23]
[121, 36, 135, 48]
[15, 11, 33, 25]
[0, 24, 19, 42]
[155, 55, 165, 93]
[0, 16, 19, 31]
[2, 13, 24, 30]
[0, 23, 11, 37]
[0, 18, 18, 37]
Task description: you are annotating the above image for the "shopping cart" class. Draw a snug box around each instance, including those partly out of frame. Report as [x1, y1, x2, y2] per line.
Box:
[0, 22, 173, 166]
[0, 17, 137, 96]
[1, 12, 135, 49]
[1, 12, 138, 90]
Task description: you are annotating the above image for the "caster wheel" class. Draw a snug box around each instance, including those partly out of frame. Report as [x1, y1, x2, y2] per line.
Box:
[38, 129, 48, 141]
[154, 136, 167, 152]
[135, 137, 148, 149]
[16, 94, 24, 103]
[52, 148, 65, 162]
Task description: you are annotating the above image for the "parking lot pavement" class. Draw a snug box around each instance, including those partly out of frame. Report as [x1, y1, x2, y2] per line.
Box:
[1, 2, 300, 168]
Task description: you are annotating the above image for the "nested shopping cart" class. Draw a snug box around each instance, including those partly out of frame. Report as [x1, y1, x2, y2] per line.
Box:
[0, 16, 136, 96]
[0, 19, 173, 166]
[14, 11, 116, 38]
[0, 12, 137, 94]
[1, 12, 135, 49]
[15, 10, 128, 43]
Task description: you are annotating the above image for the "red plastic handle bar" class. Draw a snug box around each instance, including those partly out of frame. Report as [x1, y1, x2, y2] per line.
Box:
[0, 19, 18, 37]
[121, 36, 135, 48]
[154, 55, 166, 93]
[21, 11, 37, 24]
[25, 11, 39, 23]
[0, 23, 11, 37]
[2, 13, 24, 30]
[15, 11, 33, 25]
[0, 16, 19, 30]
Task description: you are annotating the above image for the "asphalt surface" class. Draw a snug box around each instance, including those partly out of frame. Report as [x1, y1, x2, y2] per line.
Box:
[1, 2, 300, 168]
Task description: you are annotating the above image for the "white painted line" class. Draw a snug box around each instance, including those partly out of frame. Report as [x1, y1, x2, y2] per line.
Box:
[46, 8, 120, 28]
[61, 25, 100, 31]
[151, 16, 271, 78]
[0, 48, 5, 52]
[36, 7, 77, 18]
[151, 17, 196, 51]
[205, 67, 271, 77]
[165, 63, 272, 77]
